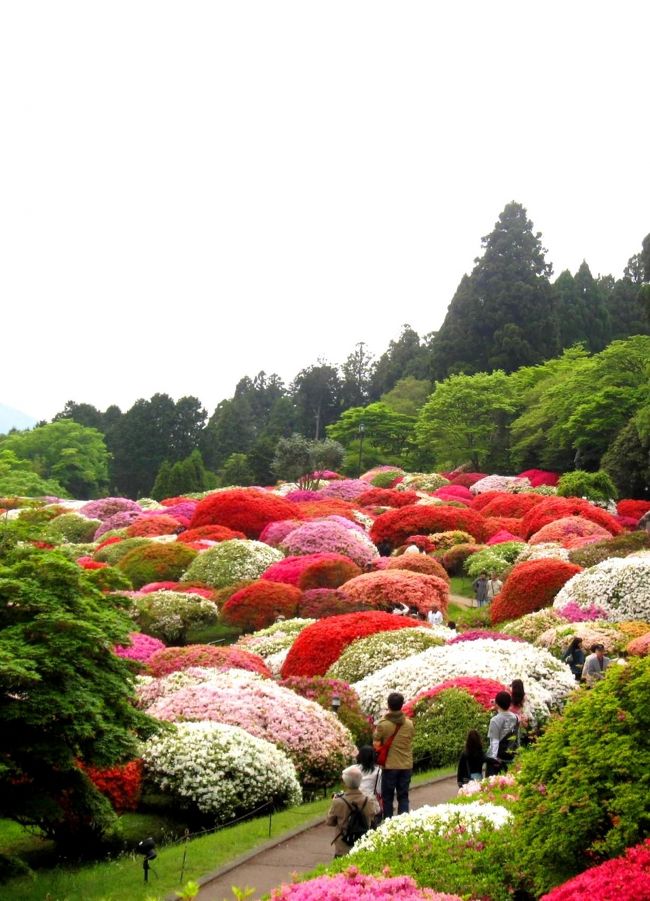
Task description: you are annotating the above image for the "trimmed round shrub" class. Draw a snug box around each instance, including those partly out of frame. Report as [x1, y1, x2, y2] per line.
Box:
[529, 516, 613, 549]
[627, 633, 650, 657]
[298, 588, 371, 618]
[237, 618, 315, 659]
[483, 516, 526, 539]
[147, 643, 270, 677]
[409, 688, 493, 769]
[79, 497, 142, 520]
[280, 521, 378, 569]
[45, 513, 101, 544]
[340, 570, 449, 616]
[519, 469, 560, 488]
[464, 542, 525, 579]
[516, 542, 570, 563]
[94, 537, 150, 565]
[568, 531, 650, 568]
[477, 492, 544, 518]
[176, 524, 247, 544]
[556, 469, 617, 504]
[505, 609, 566, 642]
[318, 478, 370, 501]
[182, 539, 283, 588]
[553, 554, 650, 622]
[114, 632, 166, 664]
[126, 515, 182, 538]
[428, 530, 475, 550]
[94, 510, 143, 539]
[189, 488, 300, 538]
[279, 675, 372, 746]
[617, 499, 650, 522]
[326, 628, 444, 684]
[397, 472, 450, 492]
[261, 553, 361, 588]
[540, 839, 650, 901]
[357, 488, 420, 508]
[128, 590, 218, 643]
[221, 581, 302, 631]
[141, 721, 301, 820]
[520, 497, 623, 540]
[281, 612, 417, 678]
[371, 506, 487, 548]
[385, 554, 450, 582]
[403, 676, 508, 717]
[258, 519, 303, 547]
[117, 542, 197, 589]
[490, 560, 583, 624]
[436, 543, 485, 575]
[471, 475, 531, 494]
[513, 657, 650, 895]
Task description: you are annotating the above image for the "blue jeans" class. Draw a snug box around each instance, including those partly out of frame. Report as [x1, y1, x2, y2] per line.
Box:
[381, 768, 412, 818]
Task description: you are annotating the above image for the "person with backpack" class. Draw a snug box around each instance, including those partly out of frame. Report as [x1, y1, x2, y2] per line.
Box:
[373, 692, 415, 818]
[485, 690, 519, 776]
[326, 765, 380, 857]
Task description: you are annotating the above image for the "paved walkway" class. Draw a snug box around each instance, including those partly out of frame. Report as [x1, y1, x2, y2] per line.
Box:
[196, 775, 457, 901]
[449, 592, 474, 609]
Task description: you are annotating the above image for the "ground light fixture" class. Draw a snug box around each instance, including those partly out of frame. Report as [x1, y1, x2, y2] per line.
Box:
[137, 836, 157, 883]
[331, 693, 341, 715]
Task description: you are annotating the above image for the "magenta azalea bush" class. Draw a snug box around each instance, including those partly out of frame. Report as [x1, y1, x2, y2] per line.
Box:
[94, 510, 143, 539]
[114, 632, 166, 664]
[258, 519, 303, 546]
[540, 839, 650, 900]
[556, 601, 608, 622]
[280, 521, 378, 568]
[270, 869, 462, 900]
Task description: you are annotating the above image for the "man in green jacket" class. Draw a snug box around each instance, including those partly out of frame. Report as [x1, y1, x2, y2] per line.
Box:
[373, 692, 415, 818]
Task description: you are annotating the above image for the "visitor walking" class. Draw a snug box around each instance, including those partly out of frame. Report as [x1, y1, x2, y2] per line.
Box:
[457, 729, 486, 788]
[485, 691, 519, 776]
[473, 572, 489, 607]
[373, 692, 414, 818]
[562, 637, 586, 681]
[326, 765, 379, 858]
[486, 572, 503, 601]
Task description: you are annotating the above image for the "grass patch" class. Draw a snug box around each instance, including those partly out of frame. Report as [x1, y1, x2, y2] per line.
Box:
[449, 575, 475, 599]
[0, 768, 454, 900]
[184, 621, 242, 645]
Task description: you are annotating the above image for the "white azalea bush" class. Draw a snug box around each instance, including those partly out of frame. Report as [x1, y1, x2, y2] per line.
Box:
[353, 639, 576, 723]
[326, 628, 447, 684]
[128, 590, 218, 642]
[396, 472, 450, 492]
[553, 553, 650, 621]
[136, 667, 223, 709]
[515, 542, 570, 563]
[182, 539, 283, 588]
[141, 721, 302, 820]
[350, 801, 512, 856]
[470, 475, 530, 495]
[236, 618, 316, 659]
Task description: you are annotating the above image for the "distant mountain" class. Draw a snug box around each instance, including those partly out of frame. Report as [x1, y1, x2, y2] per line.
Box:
[0, 403, 37, 435]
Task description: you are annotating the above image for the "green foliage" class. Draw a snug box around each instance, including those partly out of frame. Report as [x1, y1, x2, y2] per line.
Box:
[369, 324, 430, 397]
[370, 470, 403, 487]
[556, 469, 617, 503]
[0, 421, 109, 499]
[84, 566, 133, 593]
[601, 418, 650, 499]
[152, 450, 216, 500]
[411, 689, 491, 769]
[0, 550, 155, 845]
[327, 403, 416, 462]
[568, 531, 650, 568]
[94, 537, 151, 565]
[0, 450, 67, 498]
[512, 657, 650, 895]
[45, 513, 101, 544]
[219, 453, 255, 487]
[271, 434, 344, 484]
[380, 376, 431, 415]
[117, 543, 197, 590]
[464, 542, 525, 579]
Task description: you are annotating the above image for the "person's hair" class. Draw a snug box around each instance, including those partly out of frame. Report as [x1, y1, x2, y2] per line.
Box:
[495, 690, 512, 711]
[568, 636, 583, 652]
[387, 692, 404, 711]
[357, 745, 376, 774]
[511, 679, 525, 707]
[480, 571, 487, 577]
[447, 621, 456, 630]
[593, 643, 605, 652]
[465, 729, 483, 755]
[341, 765, 362, 789]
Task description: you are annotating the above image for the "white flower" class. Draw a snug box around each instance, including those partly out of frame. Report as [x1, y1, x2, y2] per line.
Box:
[516, 542, 570, 563]
[553, 554, 650, 621]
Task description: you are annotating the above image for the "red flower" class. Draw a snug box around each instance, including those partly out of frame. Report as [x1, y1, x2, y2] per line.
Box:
[617, 500, 650, 523]
[357, 488, 420, 508]
[126, 514, 182, 537]
[403, 677, 509, 716]
[370, 505, 488, 548]
[261, 553, 362, 590]
[521, 497, 623, 540]
[177, 524, 247, 543]
[82, 759, 143, 812]
[474, 492, 544, 517]
[540, 839, 650, 900]
[189, 488, 300, 538]
[221, 581, 303, 631]
[490, 559, 582, 624]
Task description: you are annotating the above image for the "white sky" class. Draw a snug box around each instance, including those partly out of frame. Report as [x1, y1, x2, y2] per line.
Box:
[1, 1, 648, 422]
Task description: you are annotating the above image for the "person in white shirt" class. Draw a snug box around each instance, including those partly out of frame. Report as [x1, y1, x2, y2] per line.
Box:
[392, 602, 410, 616]
[486, 572, 503, 601]
[427, 608, 444, 626]
[357, 745, 382, 801]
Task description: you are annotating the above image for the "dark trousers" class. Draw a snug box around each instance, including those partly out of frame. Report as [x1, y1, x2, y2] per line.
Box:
[381, 768, 412, 818]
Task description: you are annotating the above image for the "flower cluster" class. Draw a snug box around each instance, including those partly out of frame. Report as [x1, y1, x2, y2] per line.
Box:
[279, 675, 372, 745]
[518, 469, 560, 487]
[318, 479, 370, 501]
[147, 643, 271, 678]
[505, 608, 566, 642]
[83, 759, 143, 812]
[470, 475, 531, 495]
[627, 633, 650, 657]
[457, 773, 518, 802]
[94, 510, 143, 539]
[126, 514, 182, 537]
[396, 472, 450, 492]
[327, 628, 445, 684]
[280, 521, 378, 569]
[340, 570, 449, 616]
[221, 581, 302, 631]
[540, 839, 650, 900]
[271, 870, 461, 900]
[299, 588, 369, 618]
[357, 488, 420, 508]
[177, 524, 247, 544]
[183, 539, 283, 588]
[529, 516, 613, 549]
[128, 590, 218, 643]
[258, 520, 304, 547]
[516, 542, 570, 563]
[617, 499, 650, 522]
[189, 488, 300, 538]
[371, 507, 487, 548]
[556, 600, 608, 622]
[490, 560, 583, 624]
[449, 630, 523, 644]
[520, 496, 623, 539]
[553, 554, 650, 621]
[79, 496, 142, 520]
[141, 721, 302, 819]
[114, 631, 166, 664]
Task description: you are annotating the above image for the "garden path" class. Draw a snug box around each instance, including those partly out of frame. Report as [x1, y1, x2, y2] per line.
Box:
[195, 775, 457, 901]
[449, 592, 473, 609]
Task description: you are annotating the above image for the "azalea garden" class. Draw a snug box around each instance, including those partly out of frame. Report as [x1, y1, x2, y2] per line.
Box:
[1, 462, 649, 900]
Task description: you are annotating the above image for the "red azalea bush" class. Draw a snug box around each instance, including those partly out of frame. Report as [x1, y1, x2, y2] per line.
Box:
[189, 488, 300, 538]
[386, 554, 450, 583]
[437, 543, 486, 575]
[221, 581, 303, 631]
[147, 644, 271, 677]
[160, 496, 192, 506]
[261, 554, 332, 586]
[617, 499, 650, 522]
[529, 516, 613, 549]
[279, 676, 373, 745]
[298, 588, 371, 618]
[521, 497, 623, 539]
[357, 488, 419, 508]
[483, 516, 526, 538]
[540, 839, 650, 901]
[126, 514, 182, 537]
[433, 484, 474, 502]
[490, 559, 583, 624]
[82, 759, 143, 813]
[340, 570, 449, 616]
[477, 493, 545, 517]
[117, 542, 197, 589]
[519, 469, 560, 487]
[95, 536, 124, 552]
[370, 505, 488, 548]
[177, 524, 247, 543]
[76, 557, 108, 570]
[448, 630, 523, 644]
[627, 633, 650, 657]
[449, 472, 487, 487]
[281, 611, 416, 677]
[403, 676, 509, 717]
[293, 499, 359, 521]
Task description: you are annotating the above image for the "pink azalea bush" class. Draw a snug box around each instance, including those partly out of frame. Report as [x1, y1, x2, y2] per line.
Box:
[258, 519, 303, 546]
[557, 601, 608, 622]
[114, 632, 166, 663]
[319, 479, 371, 500]
[79, 497, 142, 520]
[280, 521, 378, 568]
[540, 839, 650, 900]
[529, 516, 613, 549]
[94, 510, 143, 539]
[270, 869, 462, 900]
[340, 569, 449, 615]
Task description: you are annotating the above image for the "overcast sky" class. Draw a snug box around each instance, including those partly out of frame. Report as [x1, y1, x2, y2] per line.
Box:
[1, 1, 648, 423]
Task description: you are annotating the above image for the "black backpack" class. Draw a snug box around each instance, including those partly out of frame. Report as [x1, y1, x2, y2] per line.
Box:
[335, 796, 369, 847]
[497, 719, 519, 762]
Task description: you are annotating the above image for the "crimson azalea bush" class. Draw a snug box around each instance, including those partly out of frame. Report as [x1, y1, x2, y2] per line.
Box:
[386, 554, 450, 583]
[189, 488, 300, 538]
[475, 492, 544, 517]
[221, 581, 303, 631]
[281, 611, 416, 678]
[403, 676, 509, 717]
[518, 469, 560, 487]
[117, 542, 197, 589]
[617, 499, 650, 522]
[126, 515, 182, 537]
[341, 570, 449, 616]
[147, 643, 271, 678]
[176, 524, 247, 543]
[297, 555, 363, 590]
[82, 759, 143, 813]
[491, 559, 582, 624]
[298, 588, 371, 619]
[483, 516, 526, 539]
[433, 484, 474, 502]
[279, 675, 373, 746]
[520, 497, 623, 539]
[370, 506, 488, 549]
[262, 554, 334, 586]
[540, 839, 650, 901]
[529, 516, 613, 549]
[357, 488, 420, 508]
[448, 471, 486, 487]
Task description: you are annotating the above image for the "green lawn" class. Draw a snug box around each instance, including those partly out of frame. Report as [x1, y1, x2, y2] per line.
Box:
[449, 575, 475, 599]
[0, 768, 453, 901]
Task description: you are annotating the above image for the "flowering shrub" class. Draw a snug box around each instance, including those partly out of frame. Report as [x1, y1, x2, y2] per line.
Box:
[504, 609, 566, 642]
[189, 488, 300, 538]
[114, 632, 166, 664]
[45, 513, 101, 544]
[128, 590, 218, 642]
[147, 643, 270, 677]
[371, 507, 487, 549]
[520, 496, 623, 539]
[79, 497, 142, 520]
[428, 530, 475, 550]
[94, 537, 150, 565]
[280, 521, 378, 569]
[490, 560, 582, 624]
[518, 469, 560, 488]
[136, 666, 222, 708]
[270, 871, 460, 900]
[457, 772, 519, 803]
[183, 539, 283, 588]
[403, 676, 509, 717]
[327, 628, 445, 684]
[448, 630, 523, 644]
[436, 543, 485, 575]
[568, 531, 650, 568]
[357, 488, 420, 508]
[221, 581, 302, 631]
[529, 516, 613, 549]
[262, 553, 362, 589]
[147, 669, 356, 787]
[396, 472, 450, 492]
[279, 675, 372, 746]
[540, 839, 650, 900]
[94, 510, 143, 539]
[177, 525, 247, 544]
[448, 471, 486, 487]
[536, 620, 629, 656]
[293, 498, 359, 521]
[141, 721, 301, 819]
[259, 519, 304, 547]
[126, 515, 182, 537]
[83, 759, 143, 813]
[409, 689, 493, 768]
[514, 657, 650, 894]
[433, 485, 474, 502]
[281, 612, 417, 678]
[471, 475, 531, 495]
[484, 523, 523, 542]
[261, 554, 328, 586]
[139, 581, 214, 598]
[353, 639, 576, 722]
[553, 554, 650, 621]
[319, 478, 371, 501]
[627, 633, 650, 657]
[298, 588, 370, 618]
[117, 542, 197, 589]
[237, 618, 315, 658]
[341, 570, 449, 616]
[555, 600, 608, 622]
[385, 555, 450, 583]
[464, 542, 525, 579]
[516, 542, 570, 563]
[617, 499, 650, 522]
